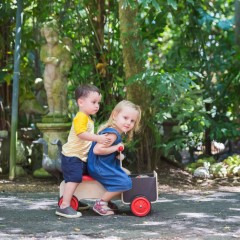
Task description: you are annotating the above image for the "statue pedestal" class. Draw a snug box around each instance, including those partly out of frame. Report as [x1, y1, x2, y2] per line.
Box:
[36, 122, 71, 159]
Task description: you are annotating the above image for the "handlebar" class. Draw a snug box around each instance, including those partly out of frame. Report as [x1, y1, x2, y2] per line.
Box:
[118, 146, 124, 152]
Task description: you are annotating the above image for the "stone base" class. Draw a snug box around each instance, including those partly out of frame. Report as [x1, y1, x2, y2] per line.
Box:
[36, 122, 71, 160]
[15, 165, 27, 177]
[42, 114, 70, 123]
[33, 167, 52, 178]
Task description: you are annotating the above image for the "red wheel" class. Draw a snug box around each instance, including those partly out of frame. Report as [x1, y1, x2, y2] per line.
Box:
[58, 195, 79, 211]
[131, 196, 151, 217]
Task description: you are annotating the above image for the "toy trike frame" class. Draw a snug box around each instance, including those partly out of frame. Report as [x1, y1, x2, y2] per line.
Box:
[58, 171, 158, 217]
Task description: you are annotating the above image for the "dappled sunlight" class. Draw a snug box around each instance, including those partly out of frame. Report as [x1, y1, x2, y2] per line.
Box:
[0, 196, 56, 210]
[0, 233, 17, 239]
[229, 207, 240, 211]
[27, 199, 56, 210]
[213, 216, 240, 223]
[103, 238, 121, 240]
[150, 191, 240, 239]
[168, 212, 239, 238]
[8, 228, 23, 234]
[0, 197, 22, 208]
[183, 196, 239, 203]
[0, 191, 239, 239]
[157, 198, 175, 203]
[171, 225, 188, 231]
[181, 191, 239, 203]
[177, 212, 213, 218]
[188, 227, 230, 237]
[133, 221, 164, 226]
[142, 231, 159, 237]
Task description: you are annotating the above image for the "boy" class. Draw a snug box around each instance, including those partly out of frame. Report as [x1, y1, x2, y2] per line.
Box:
[56, 84, 110, 218]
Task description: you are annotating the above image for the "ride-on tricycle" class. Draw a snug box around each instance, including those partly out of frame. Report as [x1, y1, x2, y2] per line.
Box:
[58, 148, 158, 217]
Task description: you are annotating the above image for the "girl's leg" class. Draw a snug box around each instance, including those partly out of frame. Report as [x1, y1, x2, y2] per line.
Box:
[101, 191, 121, 202]
[93, 191, 121, 216]
[102, 191, 120, 210]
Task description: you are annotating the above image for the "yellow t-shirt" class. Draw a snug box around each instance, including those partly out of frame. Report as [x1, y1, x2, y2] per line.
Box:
[62, 112, 94, 162]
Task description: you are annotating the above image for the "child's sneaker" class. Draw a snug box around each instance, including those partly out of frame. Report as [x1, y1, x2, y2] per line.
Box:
[108, 201, 118, 211]
[55, 206, 82, 218]
[93, 200, 114, 216]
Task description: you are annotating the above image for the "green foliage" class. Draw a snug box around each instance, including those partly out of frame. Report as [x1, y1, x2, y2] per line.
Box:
[196, 157, 216, 166]
[1, 0, 240, 170]
[52, 1, 125, 122]
[1, 0, 126, 127]
[209, 162, 228, 178]
[223, 154, 240, 166]
[128, 0, 240, 159]
[128, 69, 209, 155]
[185, 156, 215, 174]
[185, 154, 240, 178]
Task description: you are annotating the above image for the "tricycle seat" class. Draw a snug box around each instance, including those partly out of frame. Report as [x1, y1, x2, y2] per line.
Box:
[82, 175, 95, 181]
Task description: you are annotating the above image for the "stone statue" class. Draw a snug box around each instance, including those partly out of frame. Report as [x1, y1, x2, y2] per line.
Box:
[40, 21, 72, 116]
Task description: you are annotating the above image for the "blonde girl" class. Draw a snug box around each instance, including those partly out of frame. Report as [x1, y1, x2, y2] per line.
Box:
[87, 100, 141, 216]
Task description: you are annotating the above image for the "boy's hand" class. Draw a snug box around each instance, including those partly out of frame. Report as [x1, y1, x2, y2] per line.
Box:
[97, 134, 111, 145]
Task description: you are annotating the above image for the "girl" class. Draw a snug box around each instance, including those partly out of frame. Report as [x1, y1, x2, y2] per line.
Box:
[87, 100, 141, 216]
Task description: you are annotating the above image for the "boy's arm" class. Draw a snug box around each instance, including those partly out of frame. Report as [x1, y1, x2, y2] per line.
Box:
[78, 132, 110, 145]
[93, 133, 124, 155]
[74, 112, 110, 144]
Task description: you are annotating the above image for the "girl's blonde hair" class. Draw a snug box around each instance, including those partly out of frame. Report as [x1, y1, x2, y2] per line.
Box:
[98, 100, 141, 141]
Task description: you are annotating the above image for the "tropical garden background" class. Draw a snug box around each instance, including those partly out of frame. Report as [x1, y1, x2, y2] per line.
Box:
[0, 0, 240, 180]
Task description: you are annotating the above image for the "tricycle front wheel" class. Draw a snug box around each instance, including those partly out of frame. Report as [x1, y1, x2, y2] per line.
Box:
[58, 195, 79, 211]
[130, 196, 151, 217]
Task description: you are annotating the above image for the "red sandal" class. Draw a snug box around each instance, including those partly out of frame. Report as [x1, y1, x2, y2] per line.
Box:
[93, 200, 114, 216]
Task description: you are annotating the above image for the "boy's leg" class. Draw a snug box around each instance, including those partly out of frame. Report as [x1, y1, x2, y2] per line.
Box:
[60, 182, 79, 208]
[56, 155, 85, 218]
[77, 160, 90, 210]
[56, 182, 82, 218]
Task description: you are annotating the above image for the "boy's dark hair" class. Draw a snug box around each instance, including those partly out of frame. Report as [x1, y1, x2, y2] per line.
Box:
[75, 84, 100, 102]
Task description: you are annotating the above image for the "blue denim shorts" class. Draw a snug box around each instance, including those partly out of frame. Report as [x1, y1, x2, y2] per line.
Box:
[61, 154, 88, 183]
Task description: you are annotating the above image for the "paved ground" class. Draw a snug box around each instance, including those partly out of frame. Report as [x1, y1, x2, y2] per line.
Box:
[0, 189, 239, 240]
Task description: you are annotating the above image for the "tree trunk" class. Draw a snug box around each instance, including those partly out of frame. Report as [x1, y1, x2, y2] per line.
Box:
[119, 1, 159, 172]
[87, 0, 105, 53]
[235, 0, 240, 121]
[235, 0, 240, 47]
[9, 0, 23, 180]
[87, 0, 115, 106]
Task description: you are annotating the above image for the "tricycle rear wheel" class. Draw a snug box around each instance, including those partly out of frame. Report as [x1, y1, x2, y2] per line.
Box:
[130, 196, 151, 217]
[58, 195, 79, 211]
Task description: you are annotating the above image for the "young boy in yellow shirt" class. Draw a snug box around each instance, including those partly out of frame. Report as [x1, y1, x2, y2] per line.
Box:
[56, 84, 110, 218]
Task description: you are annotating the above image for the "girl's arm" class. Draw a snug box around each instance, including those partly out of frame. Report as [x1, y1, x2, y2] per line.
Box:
[93, 133, 124, 155]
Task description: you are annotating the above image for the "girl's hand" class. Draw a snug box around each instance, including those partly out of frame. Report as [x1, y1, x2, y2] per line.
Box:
[116, 143, 124, 152]
[116, 153, 125, 161]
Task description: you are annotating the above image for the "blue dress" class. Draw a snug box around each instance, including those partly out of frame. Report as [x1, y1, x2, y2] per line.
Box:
[87, 127, 132, 192]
